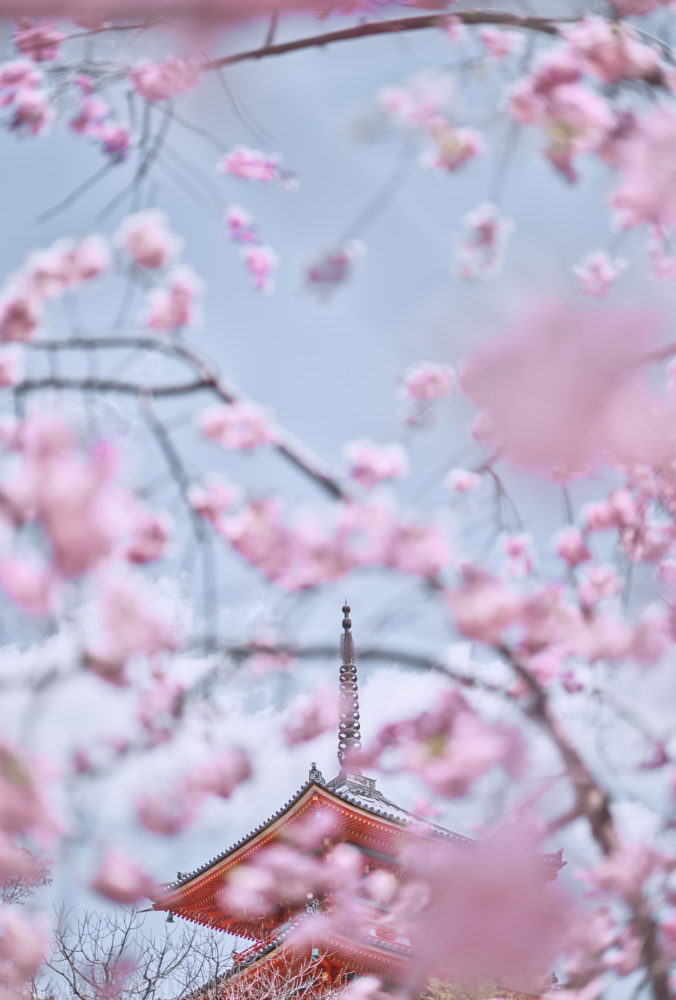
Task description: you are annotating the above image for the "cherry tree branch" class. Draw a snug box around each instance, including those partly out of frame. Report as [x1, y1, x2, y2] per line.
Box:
[19, 339, 354, 502]
[203, 11, 563, 74]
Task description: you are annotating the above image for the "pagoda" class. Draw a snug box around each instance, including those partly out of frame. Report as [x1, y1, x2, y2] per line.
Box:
[152, 606, 564, 999]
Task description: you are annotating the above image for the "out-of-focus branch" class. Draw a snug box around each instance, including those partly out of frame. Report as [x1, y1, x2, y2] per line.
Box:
[19, 339, 354, 501]
[204, 11, 563, 74]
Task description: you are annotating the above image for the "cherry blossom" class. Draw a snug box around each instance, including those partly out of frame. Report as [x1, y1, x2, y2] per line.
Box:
[225, 205, 258, 244]
[9, 88, 53, 135]
[123, 510, 171, 563]
[364, 689, 524, 798]
[611, 109, 676, 228]
[509, 55, 613, 181]
[283, 686, 338, 745]
[115, 210, 182, 270]
[421, 119, 483, 173]
[0, 347, 21, 385]
[455, 202, 513, 280]
[0, 556, 57, 616]
[562, 19, 659, 84]
[145, 265, 203, 331]
[343, 439, 409, 488]
[444, 468, 481, 493]
[573, 250, 626, 298]
[554, 526, 591, 567]
[480, 28, 524, 61]
[200, 401, 274, 449]
[187, 748, 252, 800]
[13, 22, 64, 62]
[305, 241, 364, 298]
[85, 569, 179, 684]
[130, 56, 202, 102]
[241, 244, 279, 294]
[219, 146, 282, 183]
[0, 909, 48, 1000]
[91, 849, 156, 904]
[401, 360, 455, 400]
[188, 476, 239, 525]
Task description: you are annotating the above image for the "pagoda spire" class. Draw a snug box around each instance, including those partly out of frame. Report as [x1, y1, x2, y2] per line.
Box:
[338, 603, 362, 772]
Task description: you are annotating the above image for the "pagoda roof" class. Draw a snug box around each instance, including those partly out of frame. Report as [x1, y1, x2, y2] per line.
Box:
[158, 766, 473, 897]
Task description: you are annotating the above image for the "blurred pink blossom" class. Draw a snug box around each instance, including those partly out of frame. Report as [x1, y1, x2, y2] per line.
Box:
[401, 360, 455, 400]
[91, 849, 155, 903]
[343, 439, 409, 488]
[200, 401, 274, 449]
[116, 210, 182, 269]
[130, 56, 201, 101]
[573, 250, 626, 297]
[146, 265, 203, 331]
[13, 21, 63, 62]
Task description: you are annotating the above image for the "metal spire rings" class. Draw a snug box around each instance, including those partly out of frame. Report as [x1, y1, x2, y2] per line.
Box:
[338, 603, 362, 771]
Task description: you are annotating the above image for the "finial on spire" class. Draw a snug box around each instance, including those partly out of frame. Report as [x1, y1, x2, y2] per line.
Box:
[338, 602, 361, 772]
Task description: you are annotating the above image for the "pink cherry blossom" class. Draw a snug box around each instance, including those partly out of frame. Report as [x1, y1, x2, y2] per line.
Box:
[241, 244, 278, 293]
[146, 265, 203, 331]
[387, 516, 449, 578]
[115, 210, 182, 270]
[91, 848, 155, 904]
[10, 88, 53, 135]
[611, 109, 676, 228]
[577, 564, 623, 605]
[130, 56, 202, 102]
[13, 22, 64, 62]
[378, 71, 455, 128]
[400, 827, 572, 991]
[137, 791, 199, 835]
[123, 510, 171, 563]
[444, 468, 481, 493]
[0, 909, 48, 1000]
[459, 300, 654, 474]
[421, 119, 483, 172]
[480, 28, 524, 60]
[0, 60, 41, 91]
[200, 401, 274, 449]
[225, 204, 258, 244]
[455, 202, 514, 279]
[305, 241, 364, 299]
[70, 95, 109, 135]
[366, 689, 525, 798]
[573, 250, 626, 297]
[562, 19, 659, 83]
[0, 740, 58, 844]
[29, 436, 133, 578]
[282, 686, 338, 745]
[219, 146, 282, 182]
[401, 361, 455, 400]
[221, 498, 294, 582]
[218, 844, 323, 918]
[614, 0, 669, 10]
[187, 748, 252, 800]
[85, 570, 179, 684]
[98, 121, 131, 158]
[23, 236, 110, 297]
[582, 842, 673, 901]
[502, 532, 535, 578]
[509, 57, 613, 181]
[554, 526, 591, 567]
[0, 346, 22, 385]
[0, 557, 57, 616]
[188, 476, 239, 525]
[343, 439, 409, 488]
